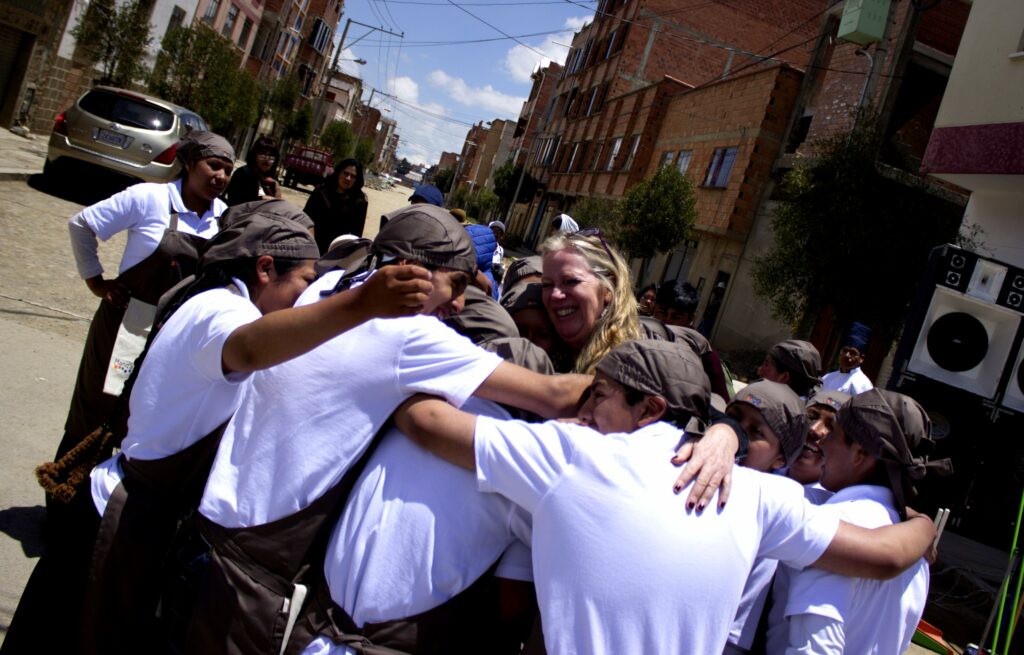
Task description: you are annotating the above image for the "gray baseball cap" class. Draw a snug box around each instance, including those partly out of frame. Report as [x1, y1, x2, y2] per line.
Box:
[836, 389, 952, 517]
[769, 339, 822, 390]
[730, 380, 809, 467]
[373, 204, 477, 274]
[444, 285, 518, 345]
[501, 255, 543, 295]
[596, 339, 710, 426]
[806, 389, 851, 412]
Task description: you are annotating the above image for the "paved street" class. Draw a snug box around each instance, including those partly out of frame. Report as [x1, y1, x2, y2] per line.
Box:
[0, 157, 409, 643]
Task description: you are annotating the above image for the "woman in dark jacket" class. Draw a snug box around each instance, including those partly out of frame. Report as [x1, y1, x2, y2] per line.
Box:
[223, 136, 281, 206]
[303, 158, 369, 253]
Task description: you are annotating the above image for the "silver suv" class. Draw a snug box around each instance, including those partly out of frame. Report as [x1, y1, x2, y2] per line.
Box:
[46, 86, 209, 184]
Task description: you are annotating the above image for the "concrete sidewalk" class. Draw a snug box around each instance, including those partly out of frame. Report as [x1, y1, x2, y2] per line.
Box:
[0, 128, 48, 181]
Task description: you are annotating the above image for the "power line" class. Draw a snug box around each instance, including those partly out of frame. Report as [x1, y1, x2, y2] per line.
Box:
[446, 0, 552, 59]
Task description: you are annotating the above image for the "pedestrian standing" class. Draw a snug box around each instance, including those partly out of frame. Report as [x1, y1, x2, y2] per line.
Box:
[304, 158, 369, 253]
[2, 130, 235, 654]
[223, 135, 282, 206]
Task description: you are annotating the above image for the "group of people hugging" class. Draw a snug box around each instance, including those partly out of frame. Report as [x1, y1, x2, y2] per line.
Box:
[3, 130, 950, 655]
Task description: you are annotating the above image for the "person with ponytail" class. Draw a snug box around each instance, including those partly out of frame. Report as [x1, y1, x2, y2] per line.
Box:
[73, 199, 432, 654]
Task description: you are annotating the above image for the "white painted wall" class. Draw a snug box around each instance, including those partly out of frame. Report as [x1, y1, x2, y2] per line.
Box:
[961, 189, 1024, 268]
[933, 0, 1024, 128]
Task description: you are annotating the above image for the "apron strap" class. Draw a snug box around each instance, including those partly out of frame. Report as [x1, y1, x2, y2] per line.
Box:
[168, 203, 180, 232]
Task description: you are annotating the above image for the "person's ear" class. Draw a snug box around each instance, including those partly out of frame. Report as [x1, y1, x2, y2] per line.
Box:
[851, 442, 876, 476]
[778, 371, 791, 385]
[254, 255, 275, 286]
[637, 395, 668, 427]
[769, 450, 787, 471]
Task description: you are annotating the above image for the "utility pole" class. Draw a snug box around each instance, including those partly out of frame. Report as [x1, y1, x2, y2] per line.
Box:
[318, 19, 403, 100]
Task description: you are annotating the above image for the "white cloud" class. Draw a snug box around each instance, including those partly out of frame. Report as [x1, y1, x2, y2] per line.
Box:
[427, 70, 525, 117]
[376, 77, 470, 167]
[502, 15, 591, 83]
[387, 76, 421, 104]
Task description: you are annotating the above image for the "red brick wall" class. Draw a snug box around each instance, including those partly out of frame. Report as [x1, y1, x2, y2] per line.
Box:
[648, 65, 803, 238]
[916, 0, 970, 56]
[438, 151, 459, 171]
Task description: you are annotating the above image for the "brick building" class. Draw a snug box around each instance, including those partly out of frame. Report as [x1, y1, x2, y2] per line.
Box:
[509, 62, 561, 167]
[437, 150, 459, 173]
[244, 0, 341, 97]
[2, 0, 208, 134]
[506, 0, 971, 357]
[453, 120, 489, 191]
[193, 0, 264, 68]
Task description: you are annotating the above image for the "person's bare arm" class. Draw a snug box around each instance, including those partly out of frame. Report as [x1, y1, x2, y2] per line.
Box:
[474, 361, 591, 419]
[394, 394, 477, 470]
[222, 264, 432, 373]
[813, 513, 935, 579]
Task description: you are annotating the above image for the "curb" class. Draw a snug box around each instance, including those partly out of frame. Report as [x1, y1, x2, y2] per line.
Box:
[0, 171, 36, 182]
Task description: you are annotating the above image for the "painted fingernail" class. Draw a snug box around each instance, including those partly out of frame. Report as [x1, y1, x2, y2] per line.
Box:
[697, 503, 705, 512]
[673, 484, 681, 493]
[687, 501, 695, 510]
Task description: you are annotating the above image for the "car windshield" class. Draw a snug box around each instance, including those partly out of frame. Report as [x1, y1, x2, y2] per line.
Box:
[79, 90, 175, 131]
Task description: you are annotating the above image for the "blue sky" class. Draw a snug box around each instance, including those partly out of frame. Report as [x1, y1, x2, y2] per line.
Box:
[332, 0, 596, 166]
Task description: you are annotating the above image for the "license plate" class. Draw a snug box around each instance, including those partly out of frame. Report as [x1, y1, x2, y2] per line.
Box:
[95, 128, 128, 148]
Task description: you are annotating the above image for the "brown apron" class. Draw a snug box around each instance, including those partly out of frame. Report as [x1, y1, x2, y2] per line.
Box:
[300, 559, 519, 655]
[81, 423, 228, 654]
[184, 425, 391, 655]
[57, 208, 210, 462]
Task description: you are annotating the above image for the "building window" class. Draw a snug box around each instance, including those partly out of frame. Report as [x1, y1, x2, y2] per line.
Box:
[605, 136, 622, 171]
[562, 89, 577, 117]
[576, 142, 590, 172]
[566, 142, 580, 172]
[703, 147, 737, 187]
[308, 18, 331, 53]
[621, 135, 640, 171]
[238, 17, 253, 50]
[590, 142, 603, 170]
[202, 0, 220, 23]
[165, 5, 186, 37]
[222, 4, 239, 37]
[543, 136, 561, 167]
[659, 151, 674, 168]
[604, 30, 617, 58]
[676, 150, 692, 174]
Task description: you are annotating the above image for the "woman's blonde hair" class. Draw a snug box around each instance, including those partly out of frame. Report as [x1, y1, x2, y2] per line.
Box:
[540, 232, 641, 373]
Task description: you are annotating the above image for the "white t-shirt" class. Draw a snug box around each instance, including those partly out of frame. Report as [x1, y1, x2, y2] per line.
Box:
[726, 481, 835, 653]
[199, 271, 504, 528]
[303, 397, 533, 655]
[70, 179, 225, 279]
[473, 418, 840, 655]
[777, 485, 928, 655]
[90, 280, 259, 515]
[821, 367, 874, 395]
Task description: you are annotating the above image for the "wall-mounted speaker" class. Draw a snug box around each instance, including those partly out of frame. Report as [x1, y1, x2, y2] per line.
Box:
[894, 244, 1024, 406]
[1002, 343, 1024, 413]
[907, 287, 1021, 398]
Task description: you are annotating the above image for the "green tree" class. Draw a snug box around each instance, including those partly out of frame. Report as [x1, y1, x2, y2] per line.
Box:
[396, 158, 413, 176]
[285, 104, 313, 143]
[492, 160, 538, 215]
[616, 164, 697, 260]
[354, 138, 375, 166]
[433, 167, 455, 193]
[570, 195, 621, 239]
[267, 76, 301, 133]
[73, 0, 152, 87]
[319, 120, 356, 162]
[467, 187, 499, 221]
[149, 25, 260, 133]
[752, 118, 964, 344]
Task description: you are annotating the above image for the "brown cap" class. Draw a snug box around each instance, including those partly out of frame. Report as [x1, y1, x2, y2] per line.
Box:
[836, 389, 953, 518]
[444, 285, 519, 345]
[500, 282, 545, 316]
[449, 208, 467, 222]
[177, 130, 234, 165]
[199, 209, 319, 269]
[221, 198, 314, 231]
[806, 389, 851, 412]
[769, 340, 822, 391]
[730, 380, 809, 467]
[501, 256, 543, 295]
[596, 339, 710, 426]
[373, 204, 477, 274]
[482, 336, 555, 375]
[316, 237, 372, 276]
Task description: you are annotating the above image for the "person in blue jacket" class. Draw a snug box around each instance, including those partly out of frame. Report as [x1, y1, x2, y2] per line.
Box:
[465, 222, 500, 299]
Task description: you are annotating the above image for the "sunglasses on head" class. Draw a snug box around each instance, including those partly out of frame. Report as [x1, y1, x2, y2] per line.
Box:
[575, 227, 616, 264]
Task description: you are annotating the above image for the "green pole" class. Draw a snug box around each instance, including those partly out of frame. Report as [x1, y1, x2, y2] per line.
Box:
[1004, 488, 1024, 654]
[993, 487, 1024, 654]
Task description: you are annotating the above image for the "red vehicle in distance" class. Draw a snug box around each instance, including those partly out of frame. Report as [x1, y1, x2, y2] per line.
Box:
[282, 146, 332, 189]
